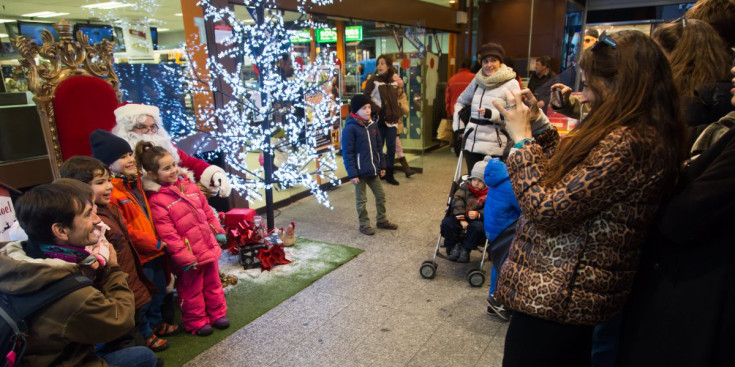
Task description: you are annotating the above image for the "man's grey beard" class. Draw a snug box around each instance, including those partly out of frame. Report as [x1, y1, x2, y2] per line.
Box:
[125, 131, 180, 165]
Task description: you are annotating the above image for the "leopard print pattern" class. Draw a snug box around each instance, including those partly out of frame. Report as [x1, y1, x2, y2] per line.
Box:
[496, 126, 669, 325]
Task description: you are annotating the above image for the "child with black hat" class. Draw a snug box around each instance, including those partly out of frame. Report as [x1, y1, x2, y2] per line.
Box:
[89, 129, 179, 351]
[341, 95, 398, 235]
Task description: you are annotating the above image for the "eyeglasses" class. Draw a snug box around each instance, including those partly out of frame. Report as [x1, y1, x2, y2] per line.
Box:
[132, 124, 159, 134]
[591, 30, 617, 51]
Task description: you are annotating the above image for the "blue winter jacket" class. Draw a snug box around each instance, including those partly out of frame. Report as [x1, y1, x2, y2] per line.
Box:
[483, 158, 521, 242]
[342, 115, 385, 179]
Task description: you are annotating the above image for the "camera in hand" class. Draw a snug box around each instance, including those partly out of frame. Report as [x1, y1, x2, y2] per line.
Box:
[551, 88, 564, 109]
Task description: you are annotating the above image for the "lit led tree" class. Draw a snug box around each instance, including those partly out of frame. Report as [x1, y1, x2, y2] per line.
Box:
[190, 0, 341, 229]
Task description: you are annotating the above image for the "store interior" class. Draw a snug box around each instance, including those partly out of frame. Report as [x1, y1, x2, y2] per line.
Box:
[1, 0, 696, 210]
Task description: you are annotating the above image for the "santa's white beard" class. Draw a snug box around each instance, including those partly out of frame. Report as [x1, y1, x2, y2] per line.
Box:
[125, 131, 180, 165]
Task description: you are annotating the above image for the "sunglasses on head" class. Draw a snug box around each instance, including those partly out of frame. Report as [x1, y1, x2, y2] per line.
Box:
[591, 30, 617, 51]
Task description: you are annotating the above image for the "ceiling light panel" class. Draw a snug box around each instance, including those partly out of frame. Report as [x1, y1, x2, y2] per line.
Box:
[22, 11, 70, 18]
[82, 2, 135, 10]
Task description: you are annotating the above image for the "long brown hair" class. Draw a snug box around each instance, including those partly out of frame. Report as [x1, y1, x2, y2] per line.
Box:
[542, 30, 687, 187]
[686, 0, 735, 47]
[653, 18, 731, 100]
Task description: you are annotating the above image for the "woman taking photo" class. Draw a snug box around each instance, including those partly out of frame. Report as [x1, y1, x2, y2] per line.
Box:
[452, 42, 521, 173]
[493, 30, 688, 366]
[364, 54, 403, 185]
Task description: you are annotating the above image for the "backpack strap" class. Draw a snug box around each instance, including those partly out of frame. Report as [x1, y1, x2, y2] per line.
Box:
[1, 274, 92, 367]
[11, 275, 93, 319]
[2, 274, 93, 334]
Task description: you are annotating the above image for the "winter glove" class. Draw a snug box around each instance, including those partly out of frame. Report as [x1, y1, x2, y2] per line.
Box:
[212, 171, 232, 197]
[215, 233, 228, 245]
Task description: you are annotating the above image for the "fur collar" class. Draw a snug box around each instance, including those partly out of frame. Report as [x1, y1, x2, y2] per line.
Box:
[141, 166, 196, 193]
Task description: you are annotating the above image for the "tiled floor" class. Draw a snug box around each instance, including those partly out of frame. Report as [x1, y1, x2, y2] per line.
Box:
[186, 147, 508, 367]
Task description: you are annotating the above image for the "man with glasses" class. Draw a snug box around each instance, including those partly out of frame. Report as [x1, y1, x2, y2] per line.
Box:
[111, 103, 231, 198]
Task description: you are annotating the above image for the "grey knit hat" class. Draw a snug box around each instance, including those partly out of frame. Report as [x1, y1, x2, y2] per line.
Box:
[470, 159, 488, 182]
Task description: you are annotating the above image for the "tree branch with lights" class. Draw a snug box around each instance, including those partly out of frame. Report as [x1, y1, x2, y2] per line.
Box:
[185, 0, 342, 228]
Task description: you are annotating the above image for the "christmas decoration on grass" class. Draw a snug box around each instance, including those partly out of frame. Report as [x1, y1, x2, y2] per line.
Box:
[184, 0, 342, 228]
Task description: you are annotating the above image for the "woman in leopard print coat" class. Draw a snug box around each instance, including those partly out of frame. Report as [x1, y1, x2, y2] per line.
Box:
[492, 31, 688, 366]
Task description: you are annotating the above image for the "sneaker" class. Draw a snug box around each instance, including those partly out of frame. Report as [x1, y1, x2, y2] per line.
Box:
[457, 248, 470, 263]
[154, 322, 181, 337]
[376, 221, 398, 230]
[213, 317, 230, 330]
[194, 324, 213, 336]
[359, 225, 375, 235]
[448, 246, 461, 261]
[486, 294, 510, 322]
[146, 334, 169, 352]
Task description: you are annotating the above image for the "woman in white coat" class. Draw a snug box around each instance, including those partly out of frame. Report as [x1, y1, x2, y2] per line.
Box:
[453, 42, 519, 173]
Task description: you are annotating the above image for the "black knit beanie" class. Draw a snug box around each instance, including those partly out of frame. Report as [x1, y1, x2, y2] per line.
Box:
[350, 95, 371, 114]
[89, 129, 133, 166]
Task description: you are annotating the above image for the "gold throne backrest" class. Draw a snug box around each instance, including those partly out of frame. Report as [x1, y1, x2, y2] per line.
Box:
[15, 19, 122, 179]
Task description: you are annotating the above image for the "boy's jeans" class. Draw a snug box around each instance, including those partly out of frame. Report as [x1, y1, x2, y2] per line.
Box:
[354, 176, 386, 227]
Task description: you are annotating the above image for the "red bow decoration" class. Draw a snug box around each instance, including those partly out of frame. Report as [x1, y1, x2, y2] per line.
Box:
[223, 219, 265, 255]
[256, 244, 291, 271]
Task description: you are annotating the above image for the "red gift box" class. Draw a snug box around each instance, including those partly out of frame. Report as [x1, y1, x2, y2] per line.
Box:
[225, 208, 256, 228]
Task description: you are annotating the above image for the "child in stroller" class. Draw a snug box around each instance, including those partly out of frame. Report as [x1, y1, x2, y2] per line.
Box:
[483, 156, 521, 321]
[440, 160, 489, 263]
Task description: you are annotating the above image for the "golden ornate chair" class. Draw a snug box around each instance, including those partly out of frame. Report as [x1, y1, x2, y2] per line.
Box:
[15, 19, 121, 178]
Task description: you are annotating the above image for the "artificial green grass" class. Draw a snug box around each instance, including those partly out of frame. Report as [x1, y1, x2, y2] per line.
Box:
[156, 238, 362, 367]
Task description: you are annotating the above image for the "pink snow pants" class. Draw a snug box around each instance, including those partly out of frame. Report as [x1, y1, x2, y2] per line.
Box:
[176, 261, 228, 333]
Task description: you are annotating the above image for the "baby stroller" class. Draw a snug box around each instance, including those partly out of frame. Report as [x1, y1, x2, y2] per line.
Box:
[419, 128, 490, 287]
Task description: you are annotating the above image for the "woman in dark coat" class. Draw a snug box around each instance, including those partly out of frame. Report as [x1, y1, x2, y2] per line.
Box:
[618, 67, 735, 367]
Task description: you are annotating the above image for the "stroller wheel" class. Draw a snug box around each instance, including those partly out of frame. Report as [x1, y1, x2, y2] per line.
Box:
[466, 268, 485, 287]
[419, 260, 437, 279]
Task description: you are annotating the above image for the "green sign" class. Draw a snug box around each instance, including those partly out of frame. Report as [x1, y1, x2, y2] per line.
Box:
[316, 28, 337, 43]
[289, 29, 311, 44]
[345, 26, 362, 42]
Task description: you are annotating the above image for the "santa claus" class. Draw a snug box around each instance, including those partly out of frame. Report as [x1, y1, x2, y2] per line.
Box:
[111, 103, 232, 197]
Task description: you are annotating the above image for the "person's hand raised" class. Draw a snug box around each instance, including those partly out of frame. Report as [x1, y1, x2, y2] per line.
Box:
[550, 83, 572, 109]
[493, 89, 533, 143]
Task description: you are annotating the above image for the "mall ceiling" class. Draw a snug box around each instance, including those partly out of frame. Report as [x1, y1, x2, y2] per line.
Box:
[0, 0, 453, 35]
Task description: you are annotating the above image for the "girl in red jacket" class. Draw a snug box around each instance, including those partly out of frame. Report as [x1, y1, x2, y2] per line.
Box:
[135, 141, 229, 336]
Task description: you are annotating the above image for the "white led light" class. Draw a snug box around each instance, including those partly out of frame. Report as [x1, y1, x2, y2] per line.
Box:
[158, 28, 170, 32]
[0, 19, 16, 23]
[172, 0, 343, 208]
[22, 11, 70, 18]
[82, 2, 134, 10]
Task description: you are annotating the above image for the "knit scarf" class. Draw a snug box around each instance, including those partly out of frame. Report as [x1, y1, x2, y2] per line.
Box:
[350, 112, 370, 126]
[39, 243, 93, 264]
[468, 184, 489, 206]
[474, 64, 516, 90]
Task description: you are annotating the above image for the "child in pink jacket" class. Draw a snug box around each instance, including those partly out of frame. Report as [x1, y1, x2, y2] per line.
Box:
[135, 141, 229, 336]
